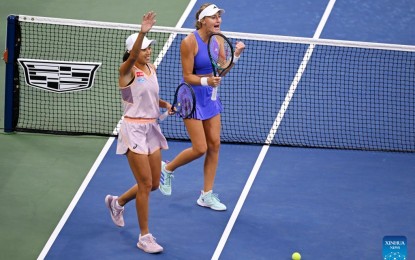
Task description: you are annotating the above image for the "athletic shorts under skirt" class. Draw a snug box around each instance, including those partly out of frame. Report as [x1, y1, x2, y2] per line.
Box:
[116, 117, 168, 155]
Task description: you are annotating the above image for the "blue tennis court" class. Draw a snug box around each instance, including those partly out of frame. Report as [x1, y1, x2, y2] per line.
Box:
[39, 0, 415, 259]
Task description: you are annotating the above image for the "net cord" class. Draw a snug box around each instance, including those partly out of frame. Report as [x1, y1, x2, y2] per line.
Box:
[18, 14, 415, 52]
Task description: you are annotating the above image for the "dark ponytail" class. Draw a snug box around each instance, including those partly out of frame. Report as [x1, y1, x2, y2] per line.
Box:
[122, 51, 130, 62]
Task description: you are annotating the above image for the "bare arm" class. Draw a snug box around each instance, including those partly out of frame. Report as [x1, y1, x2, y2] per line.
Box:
[181, 34, 221, 87]
[159, 99, 172, 110]
[118, 11, 156, 87]
[181, 35, 199, 85]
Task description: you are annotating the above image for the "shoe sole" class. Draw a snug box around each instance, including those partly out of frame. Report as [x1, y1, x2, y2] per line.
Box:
[137, 244, 163, 254]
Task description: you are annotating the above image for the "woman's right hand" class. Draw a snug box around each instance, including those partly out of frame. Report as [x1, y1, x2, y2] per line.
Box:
[209, 77, 222, 87]
[141, 11, 156, 33]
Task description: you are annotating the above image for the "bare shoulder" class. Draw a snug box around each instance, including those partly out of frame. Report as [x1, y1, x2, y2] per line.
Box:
[182, 33, 197, 47]
[148, 63, 156, 71]
[181, 33, 197, 54]
[148, 63, 158, 74]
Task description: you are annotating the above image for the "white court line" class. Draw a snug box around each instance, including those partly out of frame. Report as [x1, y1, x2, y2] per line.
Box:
[211, 1, 337, 259]
[36, 2, 197, 259]
[37, 137, 115, 260]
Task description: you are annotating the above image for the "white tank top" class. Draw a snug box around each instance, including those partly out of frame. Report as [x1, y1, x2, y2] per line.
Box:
[120, 65, 160, 118]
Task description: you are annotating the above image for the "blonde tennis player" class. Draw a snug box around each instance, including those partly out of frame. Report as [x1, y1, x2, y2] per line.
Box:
[159, 3, 245, 211]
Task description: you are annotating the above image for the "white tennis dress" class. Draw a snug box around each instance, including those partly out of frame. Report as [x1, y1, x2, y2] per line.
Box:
[116, 65, 168, 155]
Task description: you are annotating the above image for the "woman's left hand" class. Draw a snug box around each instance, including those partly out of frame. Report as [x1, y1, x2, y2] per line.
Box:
[234, 41, 245, 57]
[141, 11, 156, 33]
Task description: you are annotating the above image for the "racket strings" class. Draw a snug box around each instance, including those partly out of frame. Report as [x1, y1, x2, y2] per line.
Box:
[177, 87, 194, 118]
[209, 37, 233, 69]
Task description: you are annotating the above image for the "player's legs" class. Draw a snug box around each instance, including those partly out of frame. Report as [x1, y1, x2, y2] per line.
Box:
[126, 150, 153, 235]
[164, 119, 207, 172]
[114, 147, 161, 205]
[128, 149, 164, 253]
[118, 149, 160, 205]
[201, 114, 221, 192]
[196, 114, 226, 211]
[148, 149, 162, 189]
[117, 184, 137, 206]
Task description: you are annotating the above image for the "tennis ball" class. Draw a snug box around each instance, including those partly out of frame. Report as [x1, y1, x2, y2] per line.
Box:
[292, 252, 301, 260]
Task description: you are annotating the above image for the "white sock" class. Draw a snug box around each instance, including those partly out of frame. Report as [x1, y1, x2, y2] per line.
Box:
[202, 190, 212, 195]
[115, 199, 123, 209]
[163, 163, 173, 174]
[140, 233, 151, 239]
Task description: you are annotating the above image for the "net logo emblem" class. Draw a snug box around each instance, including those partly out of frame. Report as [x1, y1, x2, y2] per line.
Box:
[18, 59, 101, 93]
[383, 236, 407, 260]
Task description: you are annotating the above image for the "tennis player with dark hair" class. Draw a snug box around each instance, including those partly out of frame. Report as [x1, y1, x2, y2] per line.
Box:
[104, 11, 172, 254]
[159, 3, 245, 211]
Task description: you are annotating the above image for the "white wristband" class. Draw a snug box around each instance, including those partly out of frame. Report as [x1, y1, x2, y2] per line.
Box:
[233, 54, 240, 64]
[201, 77, 208, 86]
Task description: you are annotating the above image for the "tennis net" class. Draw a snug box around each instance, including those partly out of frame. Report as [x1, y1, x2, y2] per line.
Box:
[4, 15, 415, 152]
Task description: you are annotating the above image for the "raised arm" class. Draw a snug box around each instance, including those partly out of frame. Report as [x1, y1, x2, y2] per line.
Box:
[119, 11, 156, 86]
[217, 40, 245, 77]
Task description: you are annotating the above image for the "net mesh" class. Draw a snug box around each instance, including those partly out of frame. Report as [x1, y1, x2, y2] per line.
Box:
[10, 15, 415, 152]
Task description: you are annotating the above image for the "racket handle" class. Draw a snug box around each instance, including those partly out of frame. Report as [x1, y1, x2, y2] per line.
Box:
[159, 110, 169, 121]
[211, 87, 218, 101]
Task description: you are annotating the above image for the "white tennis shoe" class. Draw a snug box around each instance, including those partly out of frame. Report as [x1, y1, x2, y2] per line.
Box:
[197, 190, 227, 211]
[137, 233, 163, 254]
[105, 195, 125, 227]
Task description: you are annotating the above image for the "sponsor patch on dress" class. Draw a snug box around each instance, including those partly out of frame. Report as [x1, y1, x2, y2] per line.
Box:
[136, 71, 146, 83]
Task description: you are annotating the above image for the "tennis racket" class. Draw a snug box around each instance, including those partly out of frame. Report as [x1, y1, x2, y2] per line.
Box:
[207, 33, 234, 101]
[159, 82, 196, 121]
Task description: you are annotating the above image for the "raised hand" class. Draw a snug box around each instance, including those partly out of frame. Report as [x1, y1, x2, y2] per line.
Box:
[234, 41, 245, 57]
[141, 11, 156, 33]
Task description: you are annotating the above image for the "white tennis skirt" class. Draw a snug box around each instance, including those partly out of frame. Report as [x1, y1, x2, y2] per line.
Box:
[116, 117, 168, 155]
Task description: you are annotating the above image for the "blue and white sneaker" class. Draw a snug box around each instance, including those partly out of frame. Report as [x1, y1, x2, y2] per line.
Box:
[159, 161, 173, 196]
[197, 190, 227, 211]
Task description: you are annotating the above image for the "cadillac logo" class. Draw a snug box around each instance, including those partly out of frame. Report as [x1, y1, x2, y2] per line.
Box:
[18, 58, 101, 93]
